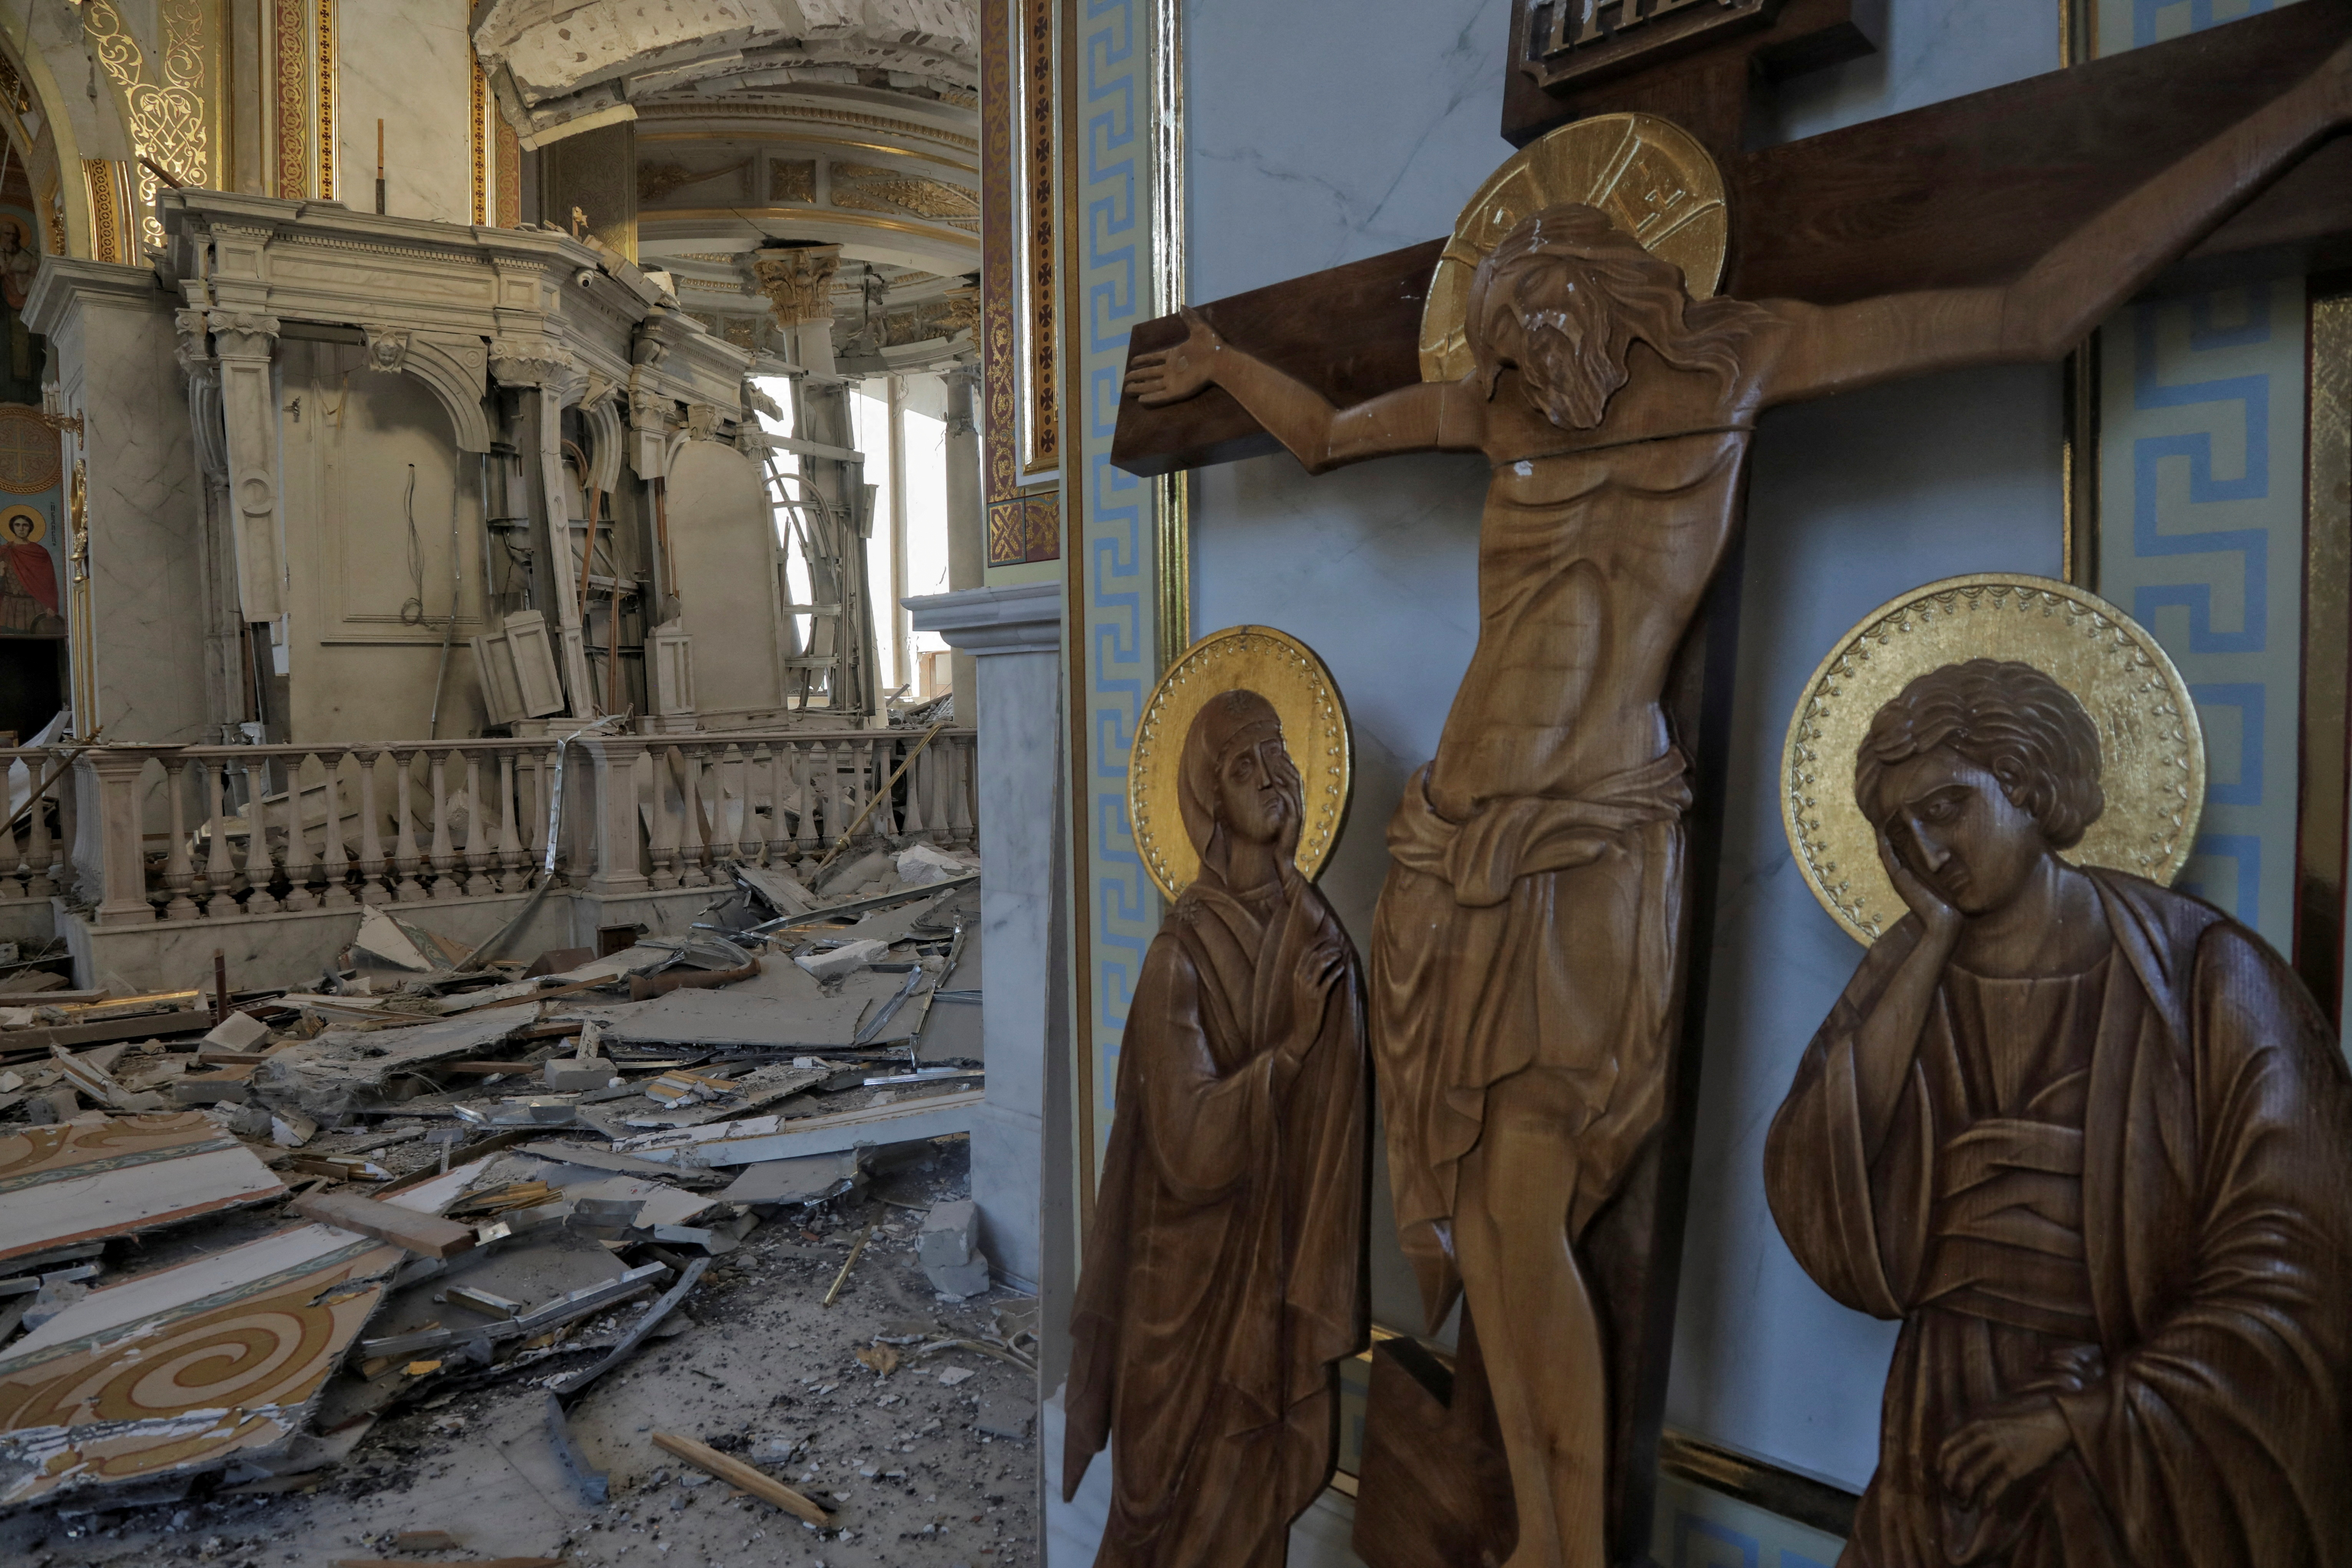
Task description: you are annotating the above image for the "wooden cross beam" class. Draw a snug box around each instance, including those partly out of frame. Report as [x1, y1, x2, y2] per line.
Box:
[1114, 2, 2352, 477]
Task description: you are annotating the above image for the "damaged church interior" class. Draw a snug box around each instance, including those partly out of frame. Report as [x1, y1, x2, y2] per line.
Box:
[5, 0, 2352, 1566]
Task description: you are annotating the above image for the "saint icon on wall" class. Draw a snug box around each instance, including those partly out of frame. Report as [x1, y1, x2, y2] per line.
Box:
[0, 505, 61, 636]
[0, 214, 43, 404]
[1769, 577, 2352, 1566]
[1064, 626, 1369, 1568]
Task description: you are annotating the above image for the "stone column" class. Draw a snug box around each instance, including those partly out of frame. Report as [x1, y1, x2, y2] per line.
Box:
[905, 582, 1064, 1293]
[942, 365, 983, 725]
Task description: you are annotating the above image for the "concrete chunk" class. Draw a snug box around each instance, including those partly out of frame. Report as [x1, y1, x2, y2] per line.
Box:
[918, 1198, 991, 1298]
[917, 1199, 978, 1270]
[793, 940, 890, 981]
[201, 1009, 270, 1052]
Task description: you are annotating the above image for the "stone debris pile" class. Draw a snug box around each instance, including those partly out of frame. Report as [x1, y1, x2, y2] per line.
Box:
[0, 846, 1030, 1566]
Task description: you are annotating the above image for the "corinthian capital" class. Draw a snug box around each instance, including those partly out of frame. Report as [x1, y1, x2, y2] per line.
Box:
[751, 245, 843, 329]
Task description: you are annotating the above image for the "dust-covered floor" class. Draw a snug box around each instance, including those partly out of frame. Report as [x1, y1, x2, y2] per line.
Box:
[0, 1140, 1041, 1568]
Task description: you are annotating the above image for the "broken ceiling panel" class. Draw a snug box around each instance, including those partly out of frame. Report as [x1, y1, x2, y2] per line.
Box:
[0, 1223, 404, 1507]
[613, 1087, 982, 1167]
[252, 1012, 535, 1120]
[0, 1114, 288, 1266]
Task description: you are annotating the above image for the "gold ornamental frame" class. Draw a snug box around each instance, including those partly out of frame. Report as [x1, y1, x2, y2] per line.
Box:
[1129, 625, 1353, 903]
[1783, 574, 2206, 945]
[1419, 111, 1728, 383]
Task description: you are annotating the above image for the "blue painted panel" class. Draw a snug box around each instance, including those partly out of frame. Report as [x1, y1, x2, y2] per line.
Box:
[2097, 280, 2306, 946]
[1074, 0, 1167, 1178]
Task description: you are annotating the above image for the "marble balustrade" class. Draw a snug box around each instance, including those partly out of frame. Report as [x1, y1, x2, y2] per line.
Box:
[47, 730, 975, 927]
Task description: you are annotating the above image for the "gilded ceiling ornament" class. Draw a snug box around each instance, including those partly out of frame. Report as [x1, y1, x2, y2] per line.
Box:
[1129, 625, 1353, 901]
[831, 162, 980, 224]
[1782, 575, 2206, 944]
[769, 160, 815, 204]
[1419, 112, 1727, 383]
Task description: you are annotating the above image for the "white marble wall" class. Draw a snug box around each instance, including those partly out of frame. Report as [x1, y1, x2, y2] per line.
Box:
[908, 582, 1065, 1294]
[1186, 0, 2068, 1503]
[28, 262, 210, 743]
[337, 0, 481, 225]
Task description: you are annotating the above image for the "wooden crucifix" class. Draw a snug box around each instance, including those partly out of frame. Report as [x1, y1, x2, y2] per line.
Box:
[1104, 8, 2352, 1568]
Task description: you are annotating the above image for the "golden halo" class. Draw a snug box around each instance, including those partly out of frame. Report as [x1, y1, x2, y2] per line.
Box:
[1129, 625, 1354, 902]
[1782, 575, 2205, 945]
[1418, 111, 1728, 384]
[0, 506, 45, 545]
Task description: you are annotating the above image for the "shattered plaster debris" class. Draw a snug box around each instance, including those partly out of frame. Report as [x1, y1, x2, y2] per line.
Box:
[0, 849, 1025, 1564]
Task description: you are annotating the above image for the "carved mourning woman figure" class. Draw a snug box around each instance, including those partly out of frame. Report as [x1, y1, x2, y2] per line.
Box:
[1766, 659, 2352, 1566]
[1064, 688, 1370, 1568]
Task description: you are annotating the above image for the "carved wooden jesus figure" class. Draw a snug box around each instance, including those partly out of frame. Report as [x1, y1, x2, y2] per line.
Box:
[1767, 660, 2352, 1565]
[1124, 46, 2352, 1568]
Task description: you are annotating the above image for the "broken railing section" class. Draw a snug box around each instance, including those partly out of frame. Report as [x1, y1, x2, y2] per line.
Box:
[0, 840, 993, 1511]
[51, 726, 976, 927]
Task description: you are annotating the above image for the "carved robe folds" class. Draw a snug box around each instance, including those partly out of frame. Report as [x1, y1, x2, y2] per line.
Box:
[1766, 872, 2352, 1566]
[1064, 834, 1369, 1567]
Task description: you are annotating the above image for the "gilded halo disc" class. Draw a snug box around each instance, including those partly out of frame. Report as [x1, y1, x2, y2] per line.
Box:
[1782, 575, 2206, 946]
[1129, 625, 1354, 902]
[1417, 111, 1728, 384]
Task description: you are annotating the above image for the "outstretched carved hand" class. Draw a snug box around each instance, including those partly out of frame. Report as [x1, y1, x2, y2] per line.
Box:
[1124, 308, 1223, 406]
[1939, 1397, 2071, 1507]
[1878, 826, 1961, 946]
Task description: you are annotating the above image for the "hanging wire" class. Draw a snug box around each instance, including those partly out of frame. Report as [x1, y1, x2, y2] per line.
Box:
[398, 463, 426, 625]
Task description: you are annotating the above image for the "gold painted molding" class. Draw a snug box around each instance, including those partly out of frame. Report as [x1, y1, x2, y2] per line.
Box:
[637, 128, 978, 176]
[315, 0, 333, 199]
[470, 11, 487, 225]
[633, 101, 978, 153]
[1150, 0, 1187, 666]
[640, 206, 980, 250]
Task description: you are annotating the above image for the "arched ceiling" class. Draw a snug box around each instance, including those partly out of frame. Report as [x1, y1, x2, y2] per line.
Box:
[474, 0, 979, 372]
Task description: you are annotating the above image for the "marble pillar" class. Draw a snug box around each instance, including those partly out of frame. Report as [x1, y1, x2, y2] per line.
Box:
[25, 262, 211, 743]
[906, 581, 1064, 1293]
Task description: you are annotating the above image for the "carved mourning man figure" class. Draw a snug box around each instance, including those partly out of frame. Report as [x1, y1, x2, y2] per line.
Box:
[1124, 45, 2352, 1568]
[1767, 659, 2352, 1566]
[1063, 688, 1369, 1568]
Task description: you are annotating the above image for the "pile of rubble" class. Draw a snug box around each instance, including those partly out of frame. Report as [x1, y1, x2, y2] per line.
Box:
[0, 840, 1035, 1566]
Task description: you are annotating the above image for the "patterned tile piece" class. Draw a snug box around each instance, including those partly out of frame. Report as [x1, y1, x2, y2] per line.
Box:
[0, 1223, 404, 1505]
[0, 1113, 287, 1264]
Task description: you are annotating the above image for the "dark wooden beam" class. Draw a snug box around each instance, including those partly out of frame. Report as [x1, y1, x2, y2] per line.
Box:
[1114, 3, 2352, 477]
[1112, 240, 1443, 478]
[1727, 1, 2352, 301]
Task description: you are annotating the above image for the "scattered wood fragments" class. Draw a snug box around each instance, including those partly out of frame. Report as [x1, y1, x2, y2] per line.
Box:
[823, 1223, 874, 1308]
[651, 1429, 831, 1525]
